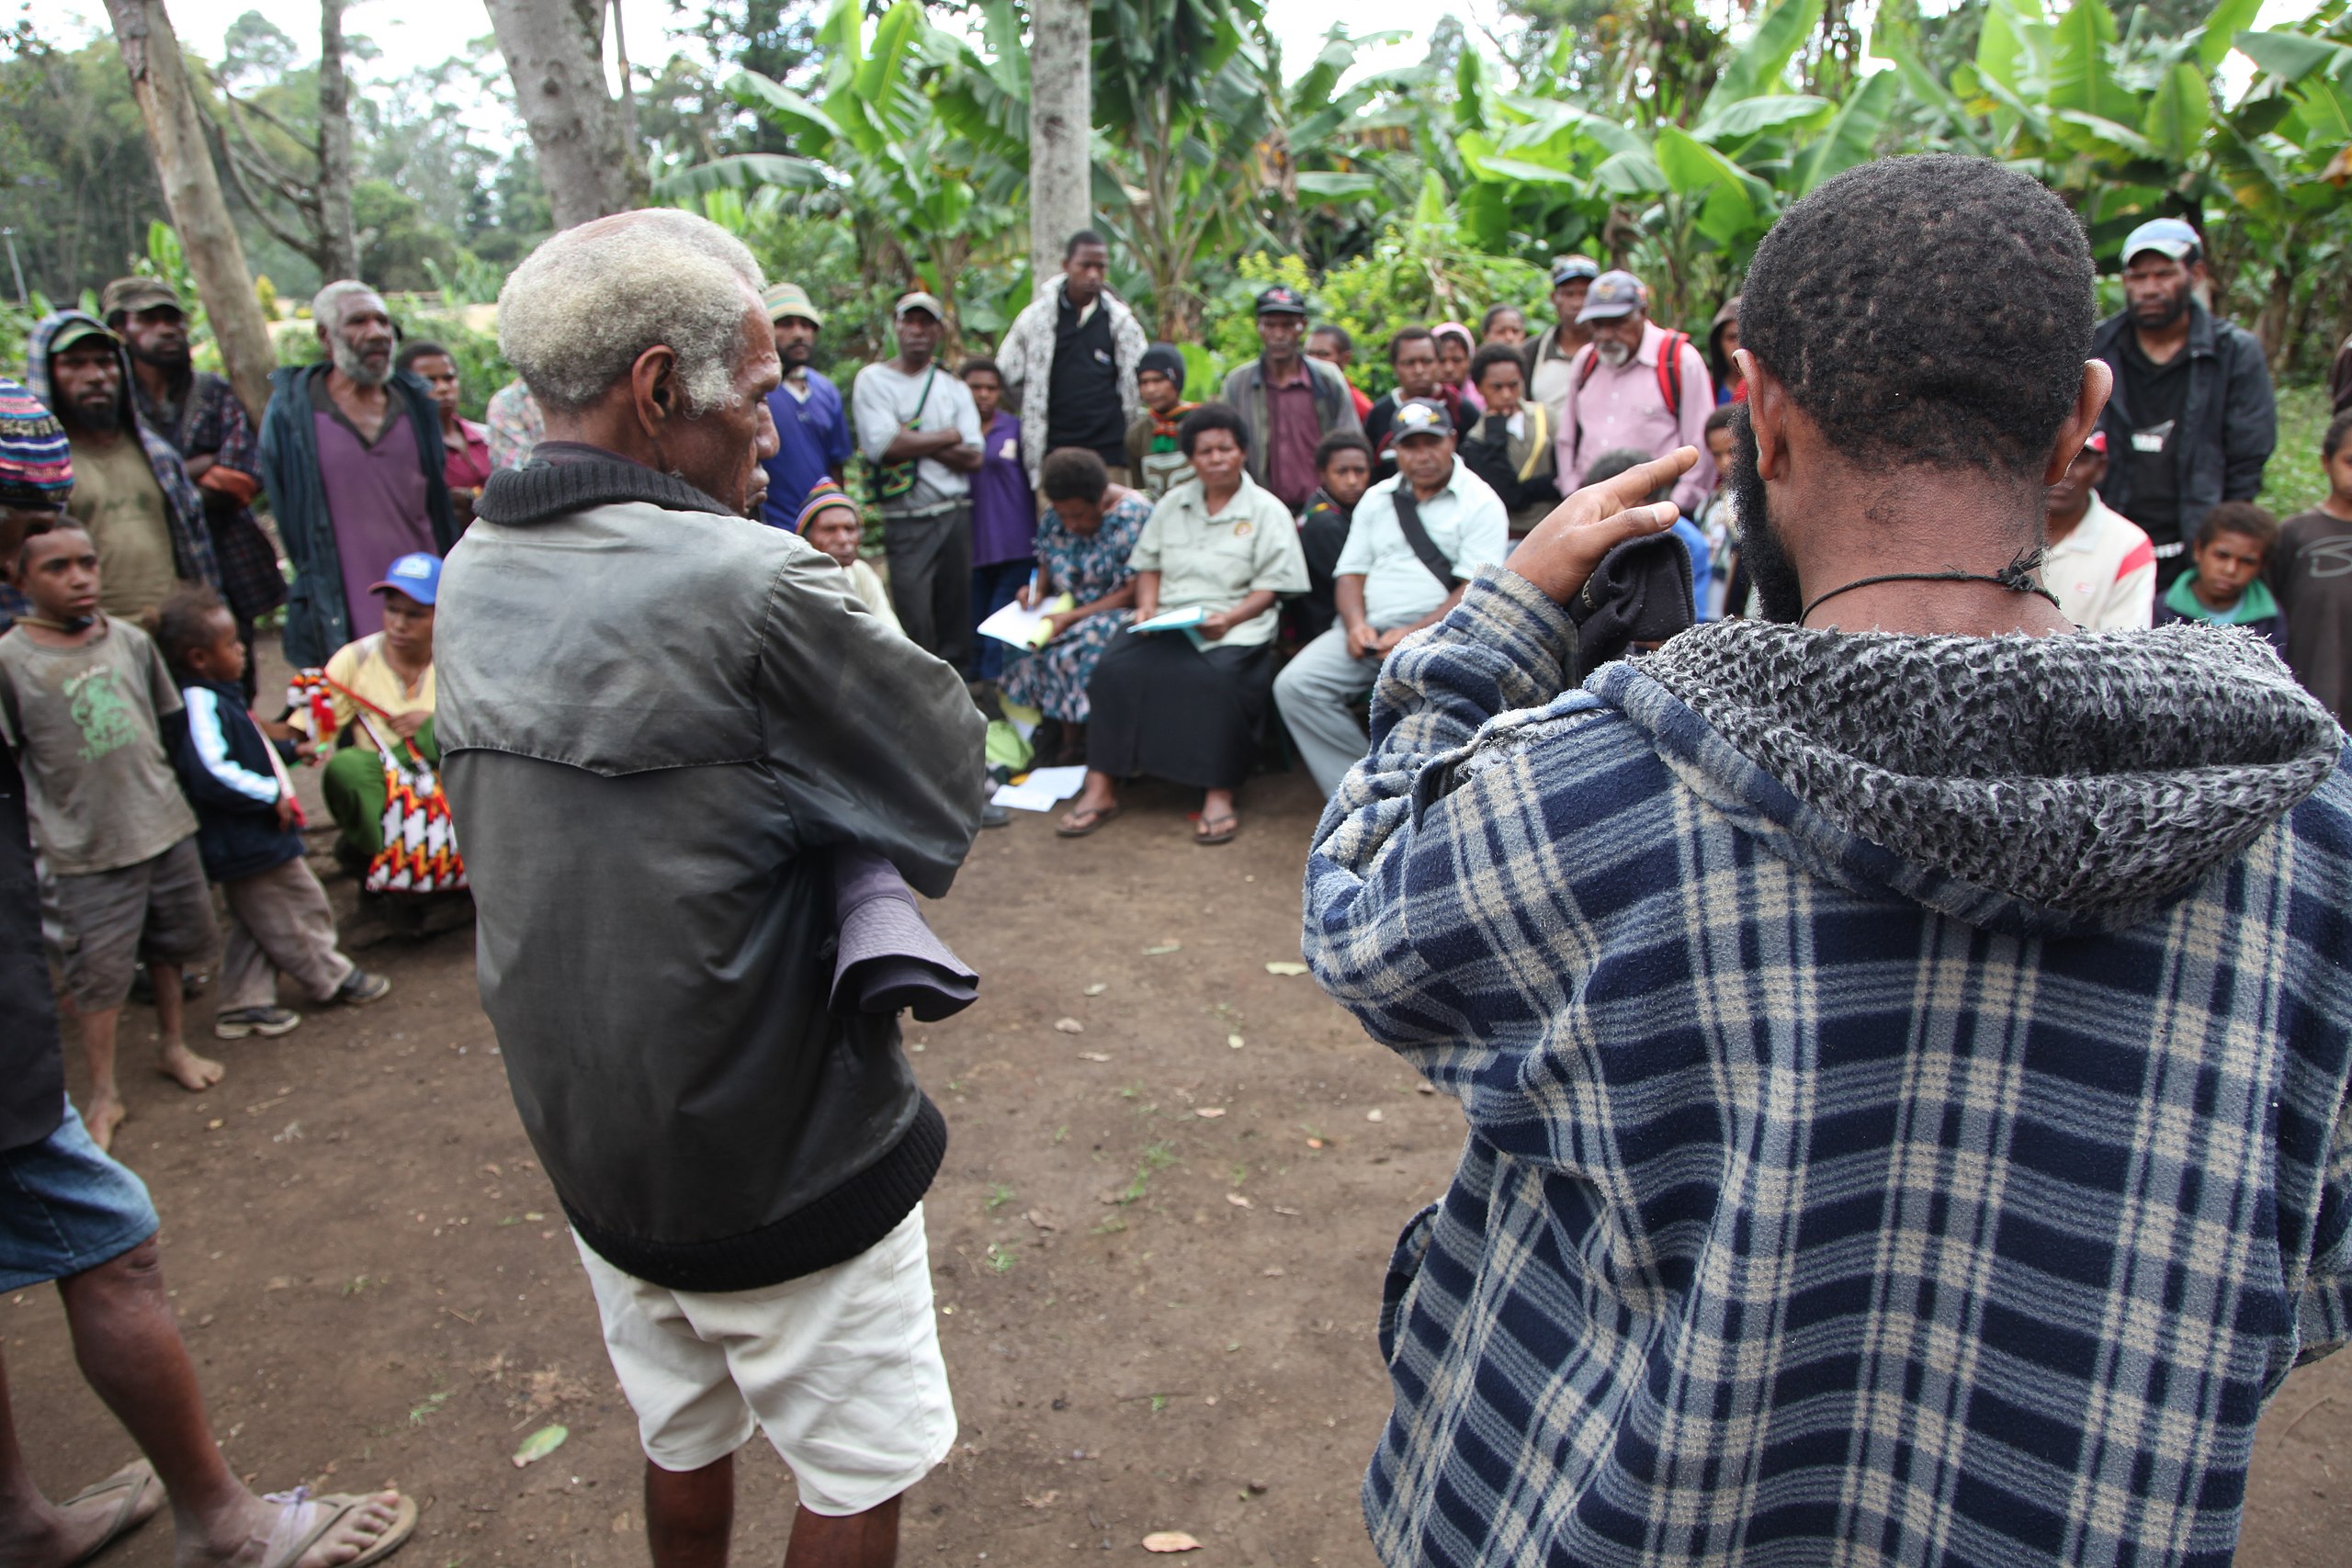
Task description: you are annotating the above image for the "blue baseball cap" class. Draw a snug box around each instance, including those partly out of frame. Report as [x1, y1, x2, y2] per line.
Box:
[2121, 218, 2200, 265]
[369, 551, 441, 605]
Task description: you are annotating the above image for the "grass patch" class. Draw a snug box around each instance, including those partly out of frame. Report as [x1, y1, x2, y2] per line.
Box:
[2260, 378, 2336, 520]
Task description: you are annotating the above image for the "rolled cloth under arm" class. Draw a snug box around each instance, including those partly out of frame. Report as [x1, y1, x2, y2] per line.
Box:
[831, 846, 979, 1021]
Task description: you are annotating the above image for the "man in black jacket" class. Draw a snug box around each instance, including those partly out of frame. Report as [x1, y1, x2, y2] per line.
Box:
[438, 209, 984, 1568]
[2090, 218, 2275, 588]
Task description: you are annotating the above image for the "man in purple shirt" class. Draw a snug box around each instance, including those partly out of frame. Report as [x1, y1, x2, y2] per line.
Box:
[1555, 270, 1718, 516]
[959, 357, 1034, 684]
[257, 280, 459, 668]
[1218, 286, 1363, 514]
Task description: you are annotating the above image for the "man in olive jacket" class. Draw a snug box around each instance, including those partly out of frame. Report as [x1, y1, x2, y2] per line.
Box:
[436, 209, 984, 1568]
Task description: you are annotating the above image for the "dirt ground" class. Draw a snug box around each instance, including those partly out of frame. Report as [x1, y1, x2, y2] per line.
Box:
[13, 652, 2352, 1566]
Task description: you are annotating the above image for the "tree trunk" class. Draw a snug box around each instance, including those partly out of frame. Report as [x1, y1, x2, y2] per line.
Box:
[316, 0, 359, 279]
[102, 0, 277, 423]
[485, 0, 645, 231]
[1027, 0, 1091, 297]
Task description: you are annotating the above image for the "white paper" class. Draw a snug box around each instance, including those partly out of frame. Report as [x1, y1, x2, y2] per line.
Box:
[1131, 605, 1208, 633]
[977, 595, 1063, 649]
[989, 765, 1090, 813]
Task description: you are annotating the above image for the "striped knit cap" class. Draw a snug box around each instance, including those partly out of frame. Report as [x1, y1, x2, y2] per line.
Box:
[794, 478, 858, 534]
[0, 376, 71, 508]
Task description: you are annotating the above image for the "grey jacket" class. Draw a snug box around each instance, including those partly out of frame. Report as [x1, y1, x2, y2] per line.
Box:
[436, 452, 986, 1292]
[1218, 355, 1363, 490]
[2090, 300, 2276, 552]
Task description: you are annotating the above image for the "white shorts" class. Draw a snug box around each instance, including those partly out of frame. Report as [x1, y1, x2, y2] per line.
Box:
[572, 1204, 956, 1516]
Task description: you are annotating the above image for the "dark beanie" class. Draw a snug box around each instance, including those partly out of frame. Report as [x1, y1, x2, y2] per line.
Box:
[1138, 343, 1186, 393]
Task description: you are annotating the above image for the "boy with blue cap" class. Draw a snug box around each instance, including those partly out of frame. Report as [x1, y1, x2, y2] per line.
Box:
[295, 551, 443, 871]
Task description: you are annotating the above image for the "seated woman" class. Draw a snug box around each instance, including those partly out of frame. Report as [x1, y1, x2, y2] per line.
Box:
[290, 552, 441, 874]
[1056, 404, 1307, 846]
[1001, 447, 1151, 764]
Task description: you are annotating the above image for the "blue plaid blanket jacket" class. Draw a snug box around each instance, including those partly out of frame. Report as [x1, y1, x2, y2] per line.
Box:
[1304, 565, 2352, 1566]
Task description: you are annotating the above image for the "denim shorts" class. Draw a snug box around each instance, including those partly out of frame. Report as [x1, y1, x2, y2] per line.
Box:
[0, 1098, 160, 1292]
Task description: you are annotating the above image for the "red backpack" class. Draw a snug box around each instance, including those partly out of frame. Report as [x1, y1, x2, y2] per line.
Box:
[1568, 331, 1689, 466]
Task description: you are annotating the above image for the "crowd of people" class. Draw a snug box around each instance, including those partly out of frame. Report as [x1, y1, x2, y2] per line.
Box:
[6, 152, 2352, 1568]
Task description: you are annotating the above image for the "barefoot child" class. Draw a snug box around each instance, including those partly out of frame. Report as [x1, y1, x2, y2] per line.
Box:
[0, 520, 220, 1145]
[155, 587, 390, 1040]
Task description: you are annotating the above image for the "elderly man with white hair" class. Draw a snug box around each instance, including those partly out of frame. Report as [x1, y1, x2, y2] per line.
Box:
[435, 209, 986, 1568]
[256, 278, 460, 668]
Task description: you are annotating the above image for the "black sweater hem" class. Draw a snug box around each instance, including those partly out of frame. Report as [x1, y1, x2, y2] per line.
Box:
[563, 1095, 947, 1293]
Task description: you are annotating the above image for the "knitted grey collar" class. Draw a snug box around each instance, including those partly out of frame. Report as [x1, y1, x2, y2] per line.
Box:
[1635, 618, 2344, 913]
[475, 447, 733, 527]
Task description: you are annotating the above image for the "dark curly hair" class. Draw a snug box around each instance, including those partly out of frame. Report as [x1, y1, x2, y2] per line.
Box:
[155, 584, 231, 667]
[1178, 401, 1249, 459]
[1740, 155, 2093, 478]
[1040, 446, 1111, 504]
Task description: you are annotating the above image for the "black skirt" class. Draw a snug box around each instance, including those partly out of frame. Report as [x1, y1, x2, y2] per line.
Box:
[1084, 628, 1277, 791]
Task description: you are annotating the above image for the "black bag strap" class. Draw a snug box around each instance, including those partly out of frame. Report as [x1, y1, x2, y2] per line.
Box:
[1392, 486, 1460, 589]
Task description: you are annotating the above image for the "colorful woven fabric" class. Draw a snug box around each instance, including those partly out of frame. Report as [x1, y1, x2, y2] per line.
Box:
[0, 375, 72, 508]
[288, 666, 465, 894]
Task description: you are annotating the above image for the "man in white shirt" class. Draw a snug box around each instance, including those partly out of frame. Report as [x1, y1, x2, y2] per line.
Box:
[2043, 431, 2156, 630]
[852, 292, 984, 667]
[1275, 399, 1509, 796]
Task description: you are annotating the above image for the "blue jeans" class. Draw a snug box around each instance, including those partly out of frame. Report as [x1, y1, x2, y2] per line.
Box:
[0, 1096, 159, 1291]
[969, 558, 1034, 682]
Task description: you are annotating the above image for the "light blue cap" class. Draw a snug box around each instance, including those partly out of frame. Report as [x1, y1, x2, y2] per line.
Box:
[2121, 217, 2200, 265]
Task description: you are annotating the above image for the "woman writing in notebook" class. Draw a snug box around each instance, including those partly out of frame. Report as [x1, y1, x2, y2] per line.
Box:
[1001, 448, 1150, 766]
[1055, 403, 1306, 846]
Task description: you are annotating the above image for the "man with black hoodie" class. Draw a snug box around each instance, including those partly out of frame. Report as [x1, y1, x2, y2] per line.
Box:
[1308, 155, 2352, 1565]
[437, 209, 984, 1568]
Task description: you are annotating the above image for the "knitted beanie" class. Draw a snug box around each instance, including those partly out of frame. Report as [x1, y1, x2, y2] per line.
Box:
[1139, 342, 1186, 393]
[794, 478, 859, 535]
[0, 377, 71, 509]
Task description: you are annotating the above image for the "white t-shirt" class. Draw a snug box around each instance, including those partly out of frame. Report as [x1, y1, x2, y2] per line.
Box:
[1339, 460, 1510, 627]
[2043, 492, 2157, 632]
[850, 360, 982, 513]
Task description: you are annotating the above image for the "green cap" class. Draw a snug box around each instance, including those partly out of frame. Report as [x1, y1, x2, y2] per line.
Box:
[763, 281, 823, 327]
[49, 320, 121, 355]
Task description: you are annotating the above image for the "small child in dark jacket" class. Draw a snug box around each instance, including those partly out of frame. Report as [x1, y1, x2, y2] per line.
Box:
[156, 588, 389, 1039]
[2154, 501, 2289, 657]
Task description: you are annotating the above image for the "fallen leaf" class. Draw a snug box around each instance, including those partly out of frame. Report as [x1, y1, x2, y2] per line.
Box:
[1054, 1018, 1085, 1034]
[1225, 1192, 1252, 1208]
[1227, 1033, 1245, 1050]
[1143, 1532, 1203, 1553]
[1023, 1489, 1059, 1509]
[1366, 1109, 1385, 1122]
[1143, 942, 1182, 955]
[1025, 1210, 1058, 1232]
[1417, 1082, 1437, 1095]
[1194, 1107, 1227, 1119]
[1306, 1137, 1326, 1149]
[266, 1277, 292, 1292]
[207, 1119, 225, 1131]
[1273, 1205, 1302, 1216]
[512, 1424, 569, 1468]
[1083, 983, 1109, 997]
[1264, 961, 1309, 976]
[1079, 1052, 1112, 1063]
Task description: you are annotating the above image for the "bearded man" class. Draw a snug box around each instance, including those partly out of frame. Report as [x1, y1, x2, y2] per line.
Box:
[257, 279, 459, 667]
[24, 311, 219, 620]
[2090, 217, 2275, 589]
[1554, 268, 1716, 515]
[103, 276, 285, 689]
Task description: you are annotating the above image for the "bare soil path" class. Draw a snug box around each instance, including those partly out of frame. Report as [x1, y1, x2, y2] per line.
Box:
[13, 674, 2347, 1565]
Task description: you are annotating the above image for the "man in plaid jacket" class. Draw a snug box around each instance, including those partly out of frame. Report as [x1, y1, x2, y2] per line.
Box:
[1305, 154, 2352, 1566]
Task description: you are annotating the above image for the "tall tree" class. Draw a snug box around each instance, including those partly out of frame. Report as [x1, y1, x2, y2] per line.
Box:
[1028, 0, 1091, 292]
[486, 0, 647, 229]
[314, 0, 358, 277]
[99, 0, 277, 421]
[213, 5, 363, 282]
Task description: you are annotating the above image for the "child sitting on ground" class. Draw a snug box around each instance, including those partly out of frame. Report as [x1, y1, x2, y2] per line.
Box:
[0, 519, 220, 1146]
[156, 586, 389, 1040]
[294, 552, 441, 871]
[2155, 501, 2287, 655]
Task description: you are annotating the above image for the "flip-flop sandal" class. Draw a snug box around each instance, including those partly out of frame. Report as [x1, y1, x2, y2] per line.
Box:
[1194, 814, 1239, 846]
[62, 1459, 163, 1565]
[1056, 804, 1122, 838]
[260, 1487, 420, 1568]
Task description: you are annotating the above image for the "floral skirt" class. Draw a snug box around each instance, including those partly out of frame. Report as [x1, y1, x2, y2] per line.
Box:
[1001, 607, 1132, 724]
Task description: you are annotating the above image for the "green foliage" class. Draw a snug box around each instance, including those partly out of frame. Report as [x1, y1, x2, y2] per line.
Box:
[392, 305, 509, 423]
[2261, 380, 2344, 521]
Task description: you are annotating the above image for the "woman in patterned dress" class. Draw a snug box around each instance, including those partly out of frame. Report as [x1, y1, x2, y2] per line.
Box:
[1001, 447, 1150, 761]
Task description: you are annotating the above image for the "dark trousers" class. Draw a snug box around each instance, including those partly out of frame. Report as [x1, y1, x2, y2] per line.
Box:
[884, 502, 974, 671]
[969, 558, 1033, 682]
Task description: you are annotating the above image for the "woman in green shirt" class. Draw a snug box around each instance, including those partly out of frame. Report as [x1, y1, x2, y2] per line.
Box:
[1056, 404, 1308, 845]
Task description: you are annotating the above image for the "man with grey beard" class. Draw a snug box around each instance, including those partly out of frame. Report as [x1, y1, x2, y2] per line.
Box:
[1554, 268, 1717, 515]
[257, 279, 459, 668]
